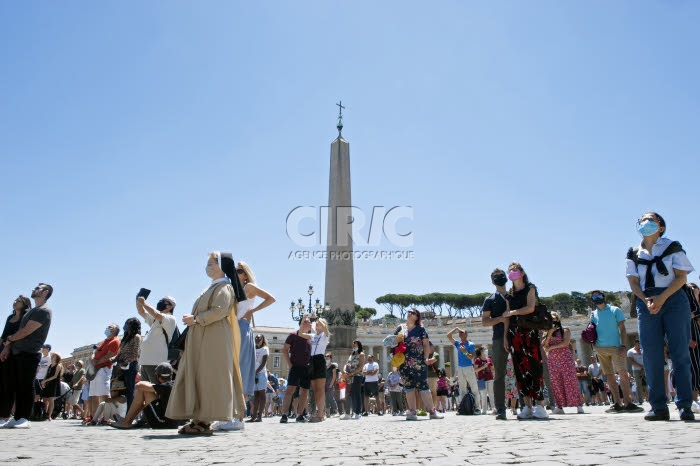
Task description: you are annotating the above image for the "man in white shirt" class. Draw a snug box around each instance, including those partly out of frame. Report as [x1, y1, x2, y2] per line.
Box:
[35, 344, 51, 401]
[362, 354, 380, 415]
[627, 339, 647, 403]
[137, 296, 177, 383]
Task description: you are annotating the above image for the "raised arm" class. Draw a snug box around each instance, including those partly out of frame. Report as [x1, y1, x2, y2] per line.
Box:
[446, 327, 460, 344]
[138, 296, 165, 323]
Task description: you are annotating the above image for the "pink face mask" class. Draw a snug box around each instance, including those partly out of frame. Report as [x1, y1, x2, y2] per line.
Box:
[508, 270, 523, 281]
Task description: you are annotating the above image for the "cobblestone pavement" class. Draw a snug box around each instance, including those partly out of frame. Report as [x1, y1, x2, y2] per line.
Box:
[1, 404, 698, 465]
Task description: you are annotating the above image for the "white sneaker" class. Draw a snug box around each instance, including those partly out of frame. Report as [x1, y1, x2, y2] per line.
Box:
[405, 412, 418, 421]
[13, 418, 31, 429]
[339, 413, 351, 420]
[692, 401, 700, 414]
[352, 413, 360, 420]
[218, 419, 244, 431]
[532, 405, 549, 419]
[577, 406, 585, 414]
[3, 418, 18, 429]
[429, 410, 444, 420]
[517, 406, 533, 419]
[552, 407, 565, 415]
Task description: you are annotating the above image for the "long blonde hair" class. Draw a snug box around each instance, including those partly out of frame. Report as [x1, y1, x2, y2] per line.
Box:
[316, 317, 331, 336]
[237, 261, 256, 285]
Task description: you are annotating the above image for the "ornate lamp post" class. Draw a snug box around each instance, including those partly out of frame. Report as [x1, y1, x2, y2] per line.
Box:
[290, 285, 330, 322]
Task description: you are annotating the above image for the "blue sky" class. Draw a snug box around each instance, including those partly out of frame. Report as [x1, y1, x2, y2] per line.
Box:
[1, 2, 698, 357]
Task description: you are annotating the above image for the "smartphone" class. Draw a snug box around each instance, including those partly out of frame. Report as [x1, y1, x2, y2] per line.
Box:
[137, 288, 151, 300]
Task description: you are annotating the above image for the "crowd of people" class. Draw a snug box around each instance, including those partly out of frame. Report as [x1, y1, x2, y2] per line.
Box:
[0, 211, 698, 430]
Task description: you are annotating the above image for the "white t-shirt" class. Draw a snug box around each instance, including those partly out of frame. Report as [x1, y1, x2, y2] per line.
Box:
[139, 313, 177, 366]
[363, 362, 379, 382]
[255, 346, 269, 373]
[311, 332, 329, 356]
[36, 354, 51, 379]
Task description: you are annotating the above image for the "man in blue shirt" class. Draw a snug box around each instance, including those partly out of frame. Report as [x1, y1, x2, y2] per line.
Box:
[590, 290, 643, 413]
[447, 327, 480, 414]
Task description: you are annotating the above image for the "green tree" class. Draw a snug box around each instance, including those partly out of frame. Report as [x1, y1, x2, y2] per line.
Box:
[355, 306, 377, 321]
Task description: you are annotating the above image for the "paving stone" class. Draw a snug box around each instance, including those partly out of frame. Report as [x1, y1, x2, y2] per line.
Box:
[1, 405, 698, 464]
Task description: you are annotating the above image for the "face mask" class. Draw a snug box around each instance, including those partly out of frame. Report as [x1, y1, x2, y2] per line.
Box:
[508, 270, 522, 281]
[493, 275, 507, 286]
[104, 329, 112, 337]
[156, 300, 167, 312]
[592, 296, 605, 305]
[637, 220, 659, 237]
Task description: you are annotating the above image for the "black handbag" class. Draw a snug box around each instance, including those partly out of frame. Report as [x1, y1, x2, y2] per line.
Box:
[515, 303, 553, 330]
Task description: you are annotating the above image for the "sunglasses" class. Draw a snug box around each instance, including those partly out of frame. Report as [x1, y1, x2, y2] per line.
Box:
[592, 294, 604, 300]
[236, 269, 245, 274]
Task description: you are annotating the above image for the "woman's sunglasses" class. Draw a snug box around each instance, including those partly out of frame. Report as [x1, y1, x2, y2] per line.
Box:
[236, 269, 245, 275]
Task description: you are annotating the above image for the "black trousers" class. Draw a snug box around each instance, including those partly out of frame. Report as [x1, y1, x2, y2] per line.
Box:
[0, 356, 16, 418]
[11, 352, 41, 420]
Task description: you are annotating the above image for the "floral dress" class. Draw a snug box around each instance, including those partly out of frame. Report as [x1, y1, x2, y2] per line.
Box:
[507, 283, 544, 401]
[505, 357, 518, 399]
[394, 325, 430, 392]
[545, 331, 580, 407]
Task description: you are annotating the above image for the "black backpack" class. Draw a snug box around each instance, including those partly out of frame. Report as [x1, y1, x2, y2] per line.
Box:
[457, 388, 476, 415]
[162, 325, 182, 362]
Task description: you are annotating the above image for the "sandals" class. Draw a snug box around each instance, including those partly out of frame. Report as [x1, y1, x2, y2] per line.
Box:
[178, 421, 214, 436]
[309, 416, 324, 423]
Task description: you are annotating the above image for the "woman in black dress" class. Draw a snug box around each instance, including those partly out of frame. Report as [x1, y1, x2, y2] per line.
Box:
[0, 296, 31, 424]
[503, 262, 549, 420]
[41, 352, 64, 420]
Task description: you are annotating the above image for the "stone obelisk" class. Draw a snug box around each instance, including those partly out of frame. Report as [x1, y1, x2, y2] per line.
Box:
[325, 102, 356, 348]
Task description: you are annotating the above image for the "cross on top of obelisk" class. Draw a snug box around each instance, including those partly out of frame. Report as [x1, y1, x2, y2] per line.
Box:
[336, 101, 345, 138]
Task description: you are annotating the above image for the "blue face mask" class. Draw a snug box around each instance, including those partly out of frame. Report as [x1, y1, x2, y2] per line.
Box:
[637, 220, 659, 237]
[104, 329, 112, 337]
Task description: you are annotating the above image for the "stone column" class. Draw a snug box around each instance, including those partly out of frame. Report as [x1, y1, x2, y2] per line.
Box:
[439, 345, 445, 370]
[575, 338, 584, 360]
[381, 346, 388, 378]
[324, 136, 355, 317]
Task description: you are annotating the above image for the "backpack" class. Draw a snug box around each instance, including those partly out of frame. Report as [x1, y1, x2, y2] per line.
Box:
[162, 324, 182, 362]
[457, 388, 476, 415]
[581, 321, 598, 344]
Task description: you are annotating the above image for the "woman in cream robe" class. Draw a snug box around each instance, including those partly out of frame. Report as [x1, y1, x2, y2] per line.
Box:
[166, 252, 246, 434]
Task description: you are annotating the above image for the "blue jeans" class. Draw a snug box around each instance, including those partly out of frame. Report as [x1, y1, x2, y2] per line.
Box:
[325, 387, 338, 413]
[123, 361, 139, 411]
[345, 376, 363, 415]
[637, 287, 692, 412]
[578, 380, 590, 398]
